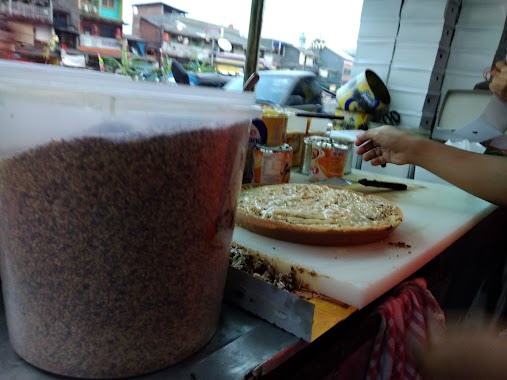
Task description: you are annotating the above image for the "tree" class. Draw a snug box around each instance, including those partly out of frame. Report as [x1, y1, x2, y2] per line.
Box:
[183, 58, 215, 73]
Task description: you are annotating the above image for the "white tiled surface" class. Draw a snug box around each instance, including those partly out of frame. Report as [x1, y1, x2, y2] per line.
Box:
[355, 38, 396, 63]
[360, 0, 404, 20]
[446, 48, 497, 73]
[388, 66, 445, 91]
[451, 26, 505, 51]
[396, 20, 454, 47]
[393, 110, 436, 130]
[456, 2, 507, 26]
[391, 43, 450, 70]
[401, 0, 461, 24]
[440, 70, 485, 92]
[358, 19, 401, 39]
[389, 86, 441, 114]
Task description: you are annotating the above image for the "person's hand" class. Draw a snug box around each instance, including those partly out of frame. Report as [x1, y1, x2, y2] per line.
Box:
[354, 125, 416, 166]
[412, 327, 507, 380]
[489, 60, 507, 101]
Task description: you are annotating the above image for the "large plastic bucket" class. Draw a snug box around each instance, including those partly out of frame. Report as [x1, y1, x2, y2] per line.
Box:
[0, 61, 260, 378]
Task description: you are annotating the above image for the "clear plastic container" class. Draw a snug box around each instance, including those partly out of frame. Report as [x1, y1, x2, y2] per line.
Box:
[0, 61, 260, 378]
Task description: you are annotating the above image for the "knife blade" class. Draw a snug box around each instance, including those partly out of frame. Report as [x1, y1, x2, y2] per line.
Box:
[224, 266, 315, 342]
[346, 178, 408, 190]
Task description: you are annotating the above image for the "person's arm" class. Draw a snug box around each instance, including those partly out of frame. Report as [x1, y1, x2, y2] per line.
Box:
[355, 126, 507, 207]
[489, 60, 507, 101]
[410, 138, 507, 207]
[413, 330, 507, 380]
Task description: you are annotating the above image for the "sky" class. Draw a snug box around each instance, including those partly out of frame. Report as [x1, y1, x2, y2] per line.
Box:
[122, 0, 364, 53]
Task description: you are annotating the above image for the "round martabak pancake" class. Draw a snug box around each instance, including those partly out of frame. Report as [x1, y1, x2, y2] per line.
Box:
[235, 183, 403, 246]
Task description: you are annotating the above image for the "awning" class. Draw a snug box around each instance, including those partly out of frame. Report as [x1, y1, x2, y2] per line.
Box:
[61, 49, 86, 68]
[216, 64, 241, 75]
[80, 14, 123, 26]
[14, 45, 58, 59]
[78, 46, 123, 59]
[54, 25, 80, 34]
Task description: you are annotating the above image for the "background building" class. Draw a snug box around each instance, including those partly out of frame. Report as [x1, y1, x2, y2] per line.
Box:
[0, 0, 355, 85]
[0, 0, 57, 63]
[129, 1, 354, 82]
[132, 1, 275, 75]
[52, 0, 79, 51]
[77, 0, 124, 64]
[315, 47, 354, 91]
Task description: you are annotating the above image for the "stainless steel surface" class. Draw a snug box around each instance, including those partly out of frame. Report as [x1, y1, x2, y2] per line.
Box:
[299, 135, 327, 175]
[0, 293, 299, 379]
[224, 267, 315, 342]
[329, 136, 354, 174]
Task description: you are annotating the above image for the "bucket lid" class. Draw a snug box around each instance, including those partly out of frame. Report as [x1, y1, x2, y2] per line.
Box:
[0, 61, 261, 155]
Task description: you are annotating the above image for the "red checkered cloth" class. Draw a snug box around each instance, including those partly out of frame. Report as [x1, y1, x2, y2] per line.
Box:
[365, 278, 446, 380]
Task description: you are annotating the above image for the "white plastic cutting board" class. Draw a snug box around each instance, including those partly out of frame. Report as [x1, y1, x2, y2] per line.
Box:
[232, 171, 496, 309]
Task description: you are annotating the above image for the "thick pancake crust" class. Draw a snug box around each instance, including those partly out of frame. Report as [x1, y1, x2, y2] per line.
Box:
[236, 183, 403, 246]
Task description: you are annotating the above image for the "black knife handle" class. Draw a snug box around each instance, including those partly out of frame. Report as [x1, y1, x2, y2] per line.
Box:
[357, 179, 408, 190]
[295, 112, 344, 120]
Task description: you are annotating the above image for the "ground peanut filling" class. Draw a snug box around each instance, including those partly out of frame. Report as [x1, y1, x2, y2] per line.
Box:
[238, 183, 401, 229]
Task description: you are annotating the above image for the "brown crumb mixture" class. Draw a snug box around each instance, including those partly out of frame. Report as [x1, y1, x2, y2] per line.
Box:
[388, 241, 412, 248]
[0, 124, 247, 378]
[229, 243, 349, 307]
[230, 243, 298, 291]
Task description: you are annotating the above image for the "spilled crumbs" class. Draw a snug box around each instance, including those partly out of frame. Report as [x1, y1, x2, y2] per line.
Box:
[388, 241, 412, 255]
[388, 241, 412, 248]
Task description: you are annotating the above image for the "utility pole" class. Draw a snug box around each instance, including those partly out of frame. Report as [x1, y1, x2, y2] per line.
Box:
[244, 0, 264, 88]
[211, 37, 214, 67]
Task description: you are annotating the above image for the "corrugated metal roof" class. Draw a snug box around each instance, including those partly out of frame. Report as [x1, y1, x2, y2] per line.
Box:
[142, 14, 273, 50]
[331, 48, 354, 62]
[133, 2, 187, 15]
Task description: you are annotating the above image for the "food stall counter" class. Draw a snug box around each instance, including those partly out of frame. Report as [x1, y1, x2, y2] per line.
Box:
[0, 169, 498, 379]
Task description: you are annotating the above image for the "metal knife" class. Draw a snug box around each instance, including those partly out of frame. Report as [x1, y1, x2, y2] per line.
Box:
[345, 178, 408, 190]
[224, 266, 315, 342]
[295, 111, 344, 120]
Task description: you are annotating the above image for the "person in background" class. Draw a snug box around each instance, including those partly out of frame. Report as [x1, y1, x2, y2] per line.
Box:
[355, 60, 507, 379]
[489, 60, 507, 102]
[355, 123, 507, 207]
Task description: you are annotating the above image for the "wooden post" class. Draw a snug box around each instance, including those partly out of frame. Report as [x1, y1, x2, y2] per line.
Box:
[244, 0, 264, 88]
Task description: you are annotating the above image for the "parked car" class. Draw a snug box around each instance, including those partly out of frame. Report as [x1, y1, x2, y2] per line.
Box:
[224, 70, 326, 113]
[167, 72, 233, 87]
[189, 72, 233, 87]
